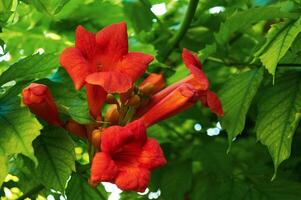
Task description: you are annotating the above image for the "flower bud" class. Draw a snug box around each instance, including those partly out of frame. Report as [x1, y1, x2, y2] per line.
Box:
[140, 73, 165, 95]
[91, 129, 102, 149]
[22, 83, 62, 126]
[64, 120, 87, 138]
[105, 105, 120, 125]
[140, 83, 154, 96]
[127, 95, 140, 106]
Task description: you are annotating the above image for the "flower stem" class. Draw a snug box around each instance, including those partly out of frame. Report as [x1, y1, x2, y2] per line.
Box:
[17, 184, 44, 200]
[161, 0, 200, 62]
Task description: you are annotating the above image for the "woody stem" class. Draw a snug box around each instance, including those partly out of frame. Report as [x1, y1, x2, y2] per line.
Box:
[161, 0, 199, 62]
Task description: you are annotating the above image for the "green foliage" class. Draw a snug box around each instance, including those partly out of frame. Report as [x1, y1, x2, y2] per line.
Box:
[28, 0, 71, 16]
[0, 54, 58, 86]
[43, 68, 92, 124]
[257, 17, 301, 77]
[1, 0, 301, 199]
[190, 137, 301, 200]
[66, 174, 107, 200]
[151, 161, 192, 200]
[0, 84, 42, 185]
[256, 73, 301, 175]
[219, 68, 264, 146]
[33, 126, 75, 192]
[215, 7, 296, 45]
[122, 0, 154, 33]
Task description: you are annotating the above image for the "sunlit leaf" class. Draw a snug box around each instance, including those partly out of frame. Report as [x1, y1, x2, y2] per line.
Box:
[33, 126, 75, 192]
[0, 54, 58, 86]
[258, 17, 301, 76]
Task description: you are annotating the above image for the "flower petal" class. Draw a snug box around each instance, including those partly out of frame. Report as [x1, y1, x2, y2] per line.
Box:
[91, 152, 118, 183]
[101, 126, 132, 153]
[86, 83, 107, 120]
[75, 25, 96, 60]
[126, 120, 147, 146]
[182, 48, 202, 69]
[85, 71, 132, 93]
[101, 120, 147, 153]
[117, 52, 153, 81]
[96, 22, 128, 62]
[59, 48, 91, 90]
[115, 168, 150, 192]
[139, 139, 166, 170]
[206, 91, 224, 116]
[182, 49, 209, 90]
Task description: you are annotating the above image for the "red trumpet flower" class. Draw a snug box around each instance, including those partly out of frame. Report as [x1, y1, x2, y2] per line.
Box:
[60, 22, 153, 119]
[91, 120, 166, 192]
[138, 49, 223, 117]
[22, 83, 62, 126]
[60, 22, 153, 93]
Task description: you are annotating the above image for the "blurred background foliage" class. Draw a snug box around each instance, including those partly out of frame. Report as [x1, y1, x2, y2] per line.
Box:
[1, 0, 301, 199]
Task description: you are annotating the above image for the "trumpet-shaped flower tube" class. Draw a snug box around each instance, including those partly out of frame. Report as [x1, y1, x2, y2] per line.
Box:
[140, 83, 197, 127]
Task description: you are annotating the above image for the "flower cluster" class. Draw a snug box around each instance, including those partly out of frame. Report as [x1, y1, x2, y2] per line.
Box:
[21, 22, 223, 192]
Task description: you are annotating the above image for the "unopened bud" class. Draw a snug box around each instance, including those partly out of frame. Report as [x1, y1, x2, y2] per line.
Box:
[140, 83, 155, 96]
[105, 105, 120, 125]
[106, 94, 118, 104]
[91, 129, 102, 149]
[64, 120, 87, 138]
[140, 73, 165, 95]
[127, 95, 140, 106]
[22, 83, 62, 126]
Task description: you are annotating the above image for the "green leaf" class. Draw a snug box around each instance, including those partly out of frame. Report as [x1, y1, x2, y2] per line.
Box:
[256, 73, 301, 175]
[30, 0, 70, 16]
[33, 126, 76, 192]
[215, 7, 296, 45]
[43, 68, 92, 124]
[8, 155, 40, 193]
[0, 54, 59, 86]
[151, 161, 192, 200]
[122, 0, 154, 33]
[0, 150, 7, 186]
[0, 0, 14, 26]
[258, 17, 301, 76]
[66, 173, 106, 200]
[0, 83, 42, 165]
[219, 68, 264, 147]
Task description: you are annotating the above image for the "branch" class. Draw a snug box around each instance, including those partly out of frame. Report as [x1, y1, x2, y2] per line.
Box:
[206, 56, 301, 69]
[161, 0, 199, 62]
[17, 184, 44, 200]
